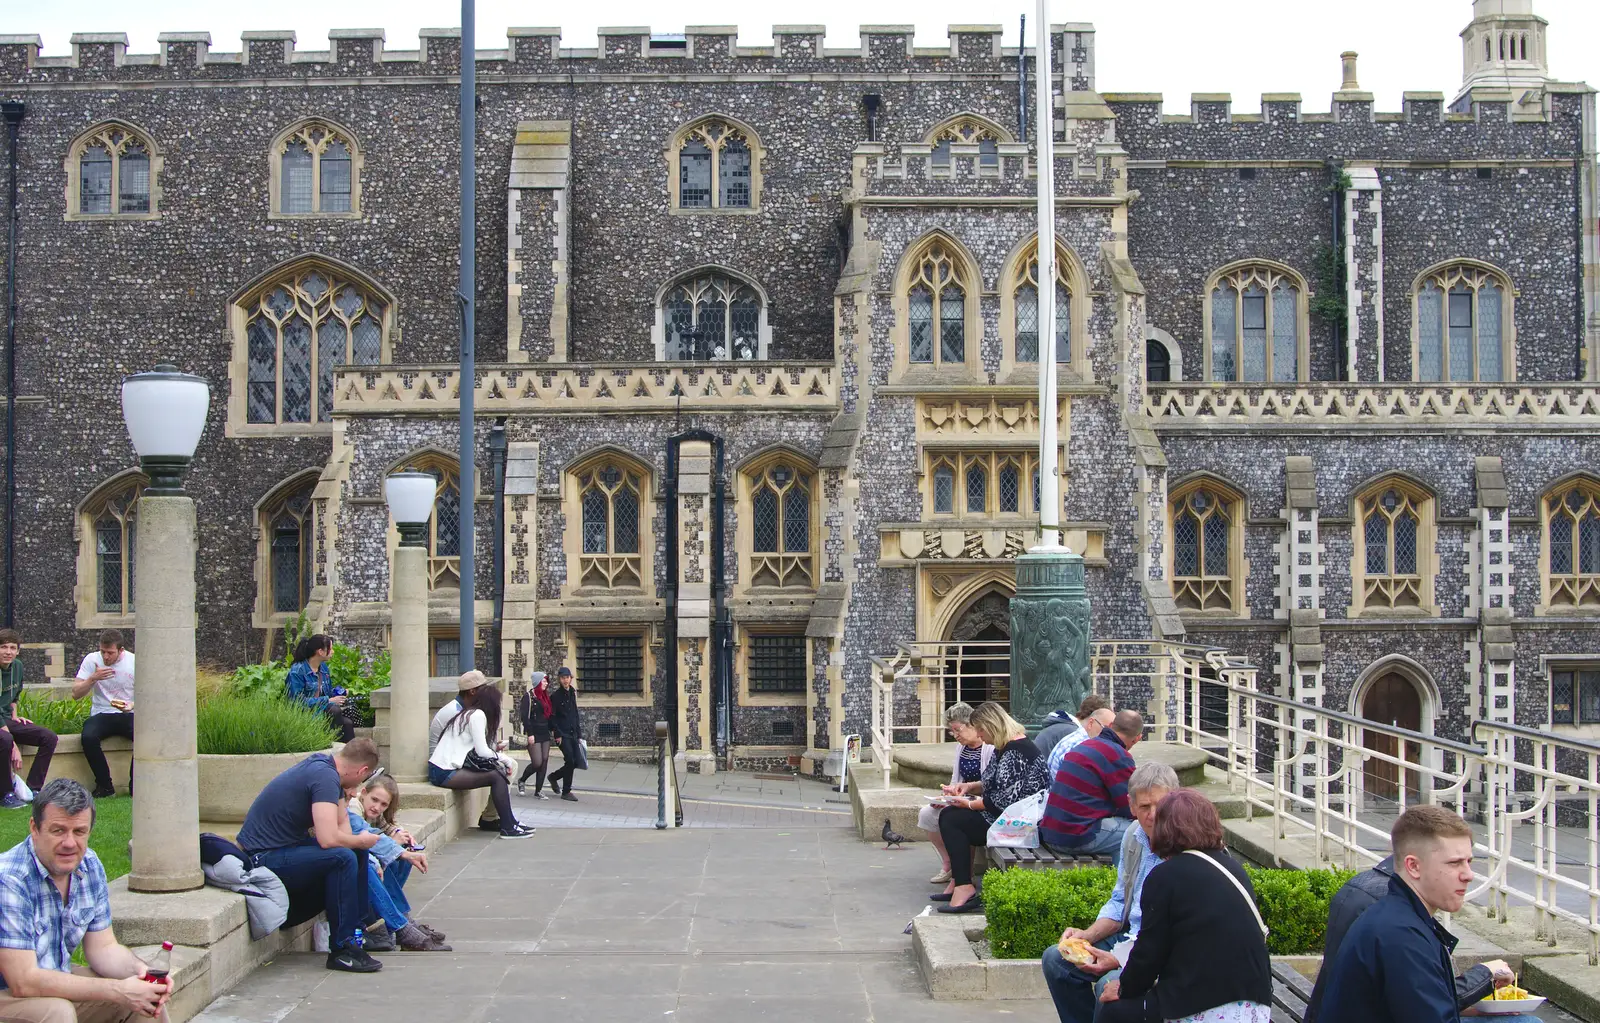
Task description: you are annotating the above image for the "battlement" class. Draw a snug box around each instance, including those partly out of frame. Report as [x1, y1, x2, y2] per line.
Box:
[0, 23, 1099, 80]
[1103, 83, 1592, 127]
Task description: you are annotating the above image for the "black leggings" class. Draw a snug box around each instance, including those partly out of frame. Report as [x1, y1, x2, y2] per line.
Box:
[518, 739, 550, 789]
[325, 705, 357, 743]
[440, 768, 517, 834]
[938, 806, 992, 887]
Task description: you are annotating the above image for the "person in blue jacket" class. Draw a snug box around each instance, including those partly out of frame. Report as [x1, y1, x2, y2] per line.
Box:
[286, 634, 356, 742]
[1319, 805, 1521, 1023]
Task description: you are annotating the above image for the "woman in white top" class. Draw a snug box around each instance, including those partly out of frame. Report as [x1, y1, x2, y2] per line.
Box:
[427, 683, 534, 839]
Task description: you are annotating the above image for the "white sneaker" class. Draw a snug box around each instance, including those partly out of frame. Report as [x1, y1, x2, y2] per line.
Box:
[517, 782, 527, 797]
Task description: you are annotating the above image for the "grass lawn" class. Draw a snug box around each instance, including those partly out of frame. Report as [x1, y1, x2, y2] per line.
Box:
[0, 795, 133, 881]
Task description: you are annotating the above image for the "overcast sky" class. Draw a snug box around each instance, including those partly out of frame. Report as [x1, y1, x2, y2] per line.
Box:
[14, 0, 1598, 113]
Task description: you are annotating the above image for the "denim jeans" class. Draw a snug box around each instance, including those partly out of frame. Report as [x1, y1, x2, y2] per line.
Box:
[1045, 816, 1134, 868]
[366, 856, 413, 931]
[1042, 937, 1120, 1023]
[253, 839, 369, 950]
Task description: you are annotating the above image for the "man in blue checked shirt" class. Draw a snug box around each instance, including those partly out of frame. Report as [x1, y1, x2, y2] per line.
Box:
[1040, 763, 1178, 1023]
[0, 779, 170, 1023]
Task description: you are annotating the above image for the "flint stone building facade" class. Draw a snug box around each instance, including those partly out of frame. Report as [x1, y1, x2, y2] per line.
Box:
[3, 0, 1599, 774]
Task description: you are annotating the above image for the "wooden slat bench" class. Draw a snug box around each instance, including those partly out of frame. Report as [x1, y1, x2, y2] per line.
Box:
[1269, 960, 1316, 1023]
[988, 846, 1112, 871]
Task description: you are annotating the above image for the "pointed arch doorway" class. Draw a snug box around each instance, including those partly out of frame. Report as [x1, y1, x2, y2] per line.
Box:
[1360, 672, 1424, 804]
[943, 589, 1011, 709]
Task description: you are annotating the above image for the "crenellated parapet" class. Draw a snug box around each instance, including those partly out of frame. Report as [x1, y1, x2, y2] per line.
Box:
[0, 24, 1091, 82]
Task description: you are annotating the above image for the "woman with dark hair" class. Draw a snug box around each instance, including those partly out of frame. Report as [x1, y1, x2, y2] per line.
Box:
[285, 633, 356, 742]
[1096, 789, 1272, 1023]
[427, 682, 534, 839]
[516, 671, 554, 798]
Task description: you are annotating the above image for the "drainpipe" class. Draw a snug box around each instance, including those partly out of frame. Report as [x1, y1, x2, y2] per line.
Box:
[1327, 156, 1346, 381]
[487, 418, 507, 676]
[2, 100, 22, 629]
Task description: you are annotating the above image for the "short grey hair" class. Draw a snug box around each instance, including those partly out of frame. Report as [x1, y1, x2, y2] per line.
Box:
[31, 778, 96, 828]
[1128, 763, 1180, 799]
[945, 702, 976, 725]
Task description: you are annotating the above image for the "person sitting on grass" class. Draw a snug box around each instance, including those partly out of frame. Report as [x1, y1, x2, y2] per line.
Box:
[0, 778, 172, 1023]
[343, 774, 449, 952]
[428, 682, 533, 839]
[1040, 763, 1177, 1023]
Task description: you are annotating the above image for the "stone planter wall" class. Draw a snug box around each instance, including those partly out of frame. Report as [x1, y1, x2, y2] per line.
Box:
[197, 749, 331, 822]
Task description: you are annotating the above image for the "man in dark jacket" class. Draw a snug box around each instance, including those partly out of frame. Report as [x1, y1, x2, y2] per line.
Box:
[1319, 805, 1512, 1023]
[544, 667, 583, 802]
[1304, 855, 1509, 1023]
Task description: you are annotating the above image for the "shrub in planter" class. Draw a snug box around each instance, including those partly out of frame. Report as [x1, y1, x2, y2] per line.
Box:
[16, 690, 90, 735]
[984, 863, 1358, 959]
[984, 866, 1117, 959]
[196, 694, 337, 756]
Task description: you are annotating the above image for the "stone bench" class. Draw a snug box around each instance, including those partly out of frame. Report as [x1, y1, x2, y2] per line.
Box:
[17, 732, 132, 793]
[987, 846, 1111, 871]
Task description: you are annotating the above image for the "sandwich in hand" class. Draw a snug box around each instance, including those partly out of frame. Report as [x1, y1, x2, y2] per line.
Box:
[1058, 936, 1096, 966]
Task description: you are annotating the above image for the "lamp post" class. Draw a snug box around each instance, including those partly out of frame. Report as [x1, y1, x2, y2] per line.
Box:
[123, 364, 208, 893]
[386, 472, 434, 782]
[1009, 6, 1093, 734]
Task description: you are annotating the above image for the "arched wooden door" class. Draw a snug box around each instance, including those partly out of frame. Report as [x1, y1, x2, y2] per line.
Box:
[1361, 673, 1423, 803]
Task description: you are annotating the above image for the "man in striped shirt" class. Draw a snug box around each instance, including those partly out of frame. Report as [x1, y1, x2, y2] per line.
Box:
[1040, 709, 1142, 865]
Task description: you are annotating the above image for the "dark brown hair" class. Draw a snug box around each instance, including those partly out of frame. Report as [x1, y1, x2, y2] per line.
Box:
[0, 628, 19, 647]
[1391, 805, 1472, 860]
[98, 629, 124, 648]
[1076, 693, 1109, 719]
[1149, 788, 1225, 857]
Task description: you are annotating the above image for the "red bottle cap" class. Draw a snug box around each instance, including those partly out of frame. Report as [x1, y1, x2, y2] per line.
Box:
[161, 942, 173, 951]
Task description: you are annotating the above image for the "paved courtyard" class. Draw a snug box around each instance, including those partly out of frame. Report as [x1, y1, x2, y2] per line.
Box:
[192, 782, 1041, 1023]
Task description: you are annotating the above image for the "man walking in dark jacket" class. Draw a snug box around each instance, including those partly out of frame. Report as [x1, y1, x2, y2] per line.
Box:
[1304, 855, 1510, 1023]
[545, 667, 582, 802]
[1319, 805, 1513, 1023]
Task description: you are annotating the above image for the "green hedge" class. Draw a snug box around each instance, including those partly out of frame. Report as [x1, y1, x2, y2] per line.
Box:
[984, 863, 1356, 959]
[196, 694, 337, 755]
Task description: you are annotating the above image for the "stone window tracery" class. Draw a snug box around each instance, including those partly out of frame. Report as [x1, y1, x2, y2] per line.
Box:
[927, 451, 1040, 518]
[271, 120, 361, 217]
[263, 478, 316, 616]
[907, 245, 968, 366]
[237, 264, 389, 429]
[1413, 262, 1513, 382]
[65, 122, 159, 220]
[76, 473, 145, 628]
[1545, 479, 1600, 611]
[747, 461, 814, 589]
[1205, 263, 1306, 382]
[1012, 242, 1072, 365]
[395, 454, 463, 591]
[669, 117, 762, 212]
[1169, 480, 1243, 614]
[1349, 477, 1436, 617]
[925, 115, 1010, 170]
[662, 274, 763, 361]
[574, 459, 645, 589]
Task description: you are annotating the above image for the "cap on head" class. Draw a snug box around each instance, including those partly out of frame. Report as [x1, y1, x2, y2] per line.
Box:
[557, 666, 573, 677]
[458, 670, 490, 691]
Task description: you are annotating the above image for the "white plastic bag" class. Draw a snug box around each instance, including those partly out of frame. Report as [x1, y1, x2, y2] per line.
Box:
[11, 776, 32, 804]
[986, 790, 1046, 849]
[312, 920, 331, 953]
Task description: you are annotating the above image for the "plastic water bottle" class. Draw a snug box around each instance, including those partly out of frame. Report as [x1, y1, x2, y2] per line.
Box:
[352, 927, 365, 951]
[143, 941, 172, 984]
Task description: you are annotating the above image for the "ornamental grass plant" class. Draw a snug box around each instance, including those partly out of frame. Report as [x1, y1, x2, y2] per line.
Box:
[983, 863, 1357, 959]
[16, 690, 91, 734]
[196, 693, 337, 756]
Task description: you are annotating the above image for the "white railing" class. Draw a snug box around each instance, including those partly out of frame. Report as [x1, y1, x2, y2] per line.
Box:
[869, 637, 1600, 964]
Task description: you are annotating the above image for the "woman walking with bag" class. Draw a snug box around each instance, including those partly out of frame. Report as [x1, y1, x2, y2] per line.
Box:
[1096, 789, 1272, 1022]
[545, 666, 583, 802]
[517, 671, 554, 798]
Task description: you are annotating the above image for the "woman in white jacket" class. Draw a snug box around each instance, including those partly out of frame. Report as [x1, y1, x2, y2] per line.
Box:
[427, 684, 534, 838]
[920, 702, 994, 885]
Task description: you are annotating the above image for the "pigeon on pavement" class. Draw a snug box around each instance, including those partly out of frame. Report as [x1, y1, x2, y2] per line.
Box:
[882, 819, 906, 850]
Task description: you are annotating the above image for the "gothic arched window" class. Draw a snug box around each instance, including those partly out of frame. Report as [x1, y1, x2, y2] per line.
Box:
[394, 454, 463, 590]
[670, 117, 762, 211]
[662, 274, 763, 361]
[76, 473, 145, 627]
[271, 120, 361, 216]
[747, 460, 815, 589]
[1206, 263, 1306, 382]
[1354, 481, 1434, 612]
[68, 123, 158, 218]
[906, 244, 969, 367]
[1011, 240, 1073, 365]
[1169, 481, 1243, 614]
[238, 263, 389, 428]
[1546, 480, 1600, 610]
[1414, 262, 1513, 382]
[574, 459, 645, 589]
